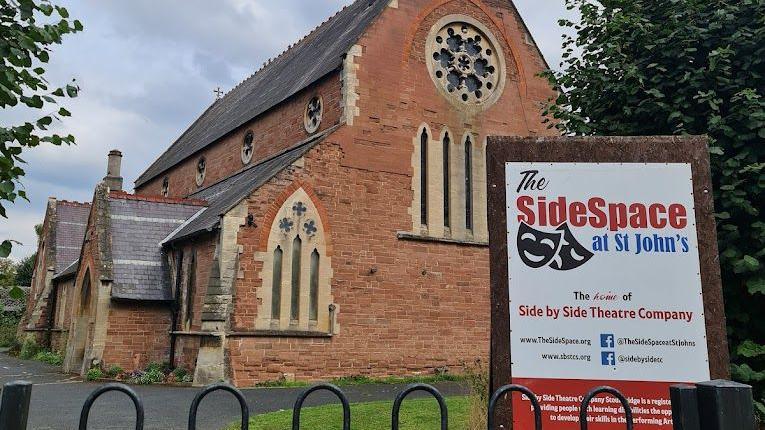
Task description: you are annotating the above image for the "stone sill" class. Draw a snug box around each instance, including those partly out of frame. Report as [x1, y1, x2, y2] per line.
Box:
[170, 331, 223, 337]
[228, 330, 332, 338]
[396, 231, 489, 247]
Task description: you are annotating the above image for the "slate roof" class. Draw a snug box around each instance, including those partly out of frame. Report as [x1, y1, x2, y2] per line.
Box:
[53, 259, 79, 281]
[165, 126, 336, 244]
[54, 201, 90, 274]
[134, 0, 388, 188]
[108, 195, 205, 301]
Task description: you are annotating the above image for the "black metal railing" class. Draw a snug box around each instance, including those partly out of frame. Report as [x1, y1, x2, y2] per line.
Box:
[0, 378, 757, 429]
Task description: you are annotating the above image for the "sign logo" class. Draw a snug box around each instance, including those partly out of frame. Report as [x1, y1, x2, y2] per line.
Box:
[517, 222, 594, 270]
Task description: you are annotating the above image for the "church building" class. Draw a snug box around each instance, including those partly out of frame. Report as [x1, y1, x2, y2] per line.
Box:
[20, 0, 554, 386]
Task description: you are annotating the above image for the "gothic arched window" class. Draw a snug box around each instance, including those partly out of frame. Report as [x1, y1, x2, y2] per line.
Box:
[420, 128, 429, 226]
[161, 177, 170, 197]
[271, 246, 283, 320]
[442, 132, 451, 229]
[290, 236, 302, 321]
[309, 249, 320, 321]
[464, 136, 473, 231]
[258, 187, 334, 333]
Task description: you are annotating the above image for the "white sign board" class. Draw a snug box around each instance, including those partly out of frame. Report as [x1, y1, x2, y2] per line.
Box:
[505, 163, 710, 429]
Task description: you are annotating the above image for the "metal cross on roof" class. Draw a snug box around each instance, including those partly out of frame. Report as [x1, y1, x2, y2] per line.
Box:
[214, 87, 224, 99]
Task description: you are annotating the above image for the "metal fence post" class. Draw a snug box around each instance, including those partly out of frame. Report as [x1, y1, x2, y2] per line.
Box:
[487, 384, 542, 430]
[292, 383, 350, 430]
[696, 380, 756, 430]
[670, 384, 700, 430]
[580, 386, 633, 430]
[188, 383, 249, 430]
[392, 383, 448, 430]
[79, 383, 144, 430]
[0, 381, 32, 430]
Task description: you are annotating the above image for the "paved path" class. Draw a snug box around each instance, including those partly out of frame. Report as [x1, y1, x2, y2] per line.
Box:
[0, 353, 468, 429]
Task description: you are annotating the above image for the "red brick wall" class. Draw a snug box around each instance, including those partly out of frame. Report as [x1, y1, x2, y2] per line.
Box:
[102, 302, 172, 370]
[224, 0, 555, 385]
[135, 73, 344, 198]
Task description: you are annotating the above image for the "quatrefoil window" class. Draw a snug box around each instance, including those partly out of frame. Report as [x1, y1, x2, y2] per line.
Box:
[161, 177, 169, 197]
[195, 157, 206, 187]
[303, 96, 323, 134]
[292, 201, 307, 217]
[303, 219, 317, 237]
[279, 217, 294, 233]
[426, 17, 505, 109]
[241, 130, 254, 164]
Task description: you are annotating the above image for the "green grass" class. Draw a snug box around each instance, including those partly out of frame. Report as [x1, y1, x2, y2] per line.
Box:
[228, 396, 469, 430]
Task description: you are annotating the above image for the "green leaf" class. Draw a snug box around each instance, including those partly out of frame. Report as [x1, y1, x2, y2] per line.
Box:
[0, 241, 11, 258]
[747, 278, 765, 295]
[738, 340, 765, 358]
[8, 286, 24, 300]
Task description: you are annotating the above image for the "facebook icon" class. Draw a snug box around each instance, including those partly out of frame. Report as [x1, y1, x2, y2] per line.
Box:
[600, 334, 615, 348]
[601, 351, 616, 366]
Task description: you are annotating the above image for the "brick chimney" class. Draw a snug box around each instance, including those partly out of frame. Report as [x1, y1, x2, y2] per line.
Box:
[104, 149, 123, 191]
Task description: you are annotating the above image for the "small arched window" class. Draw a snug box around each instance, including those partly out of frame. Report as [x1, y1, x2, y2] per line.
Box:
[271, 246, 283, 320]
[464, 136, 473, 231]
[290, 236, 302, 321]
[195, 157, 206, 187]
[442, 132, 451, 229]
[420, 128, 429, 226]
[309, 249, 320, 321]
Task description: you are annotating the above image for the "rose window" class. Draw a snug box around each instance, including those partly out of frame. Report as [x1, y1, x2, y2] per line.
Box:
[161, 177, 169, 197]
[195, 157, 206, 187]
[303, 96, 323, 134]
[427, 20, 503, 107]
[241, 130, 254, 164]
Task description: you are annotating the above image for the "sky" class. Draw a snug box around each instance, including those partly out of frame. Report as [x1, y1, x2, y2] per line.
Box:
[1, 0, 573, 260]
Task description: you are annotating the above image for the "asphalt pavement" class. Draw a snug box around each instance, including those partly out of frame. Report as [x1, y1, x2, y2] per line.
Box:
[0, 352, 467, 429]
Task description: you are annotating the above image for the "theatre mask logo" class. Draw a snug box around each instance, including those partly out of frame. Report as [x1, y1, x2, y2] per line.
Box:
[517, 222, 593, 270]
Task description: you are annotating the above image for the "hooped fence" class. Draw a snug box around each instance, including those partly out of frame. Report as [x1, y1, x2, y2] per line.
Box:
[0, 378, 757, 429]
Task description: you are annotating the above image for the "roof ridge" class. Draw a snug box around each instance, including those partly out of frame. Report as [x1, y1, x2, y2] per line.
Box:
[56, 199, 91, 207]
[109, 191, 208, 207]
[224, 2, 357, 99]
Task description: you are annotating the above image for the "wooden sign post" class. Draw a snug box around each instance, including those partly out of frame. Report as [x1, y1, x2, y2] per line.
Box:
[486, 136, 729, 429]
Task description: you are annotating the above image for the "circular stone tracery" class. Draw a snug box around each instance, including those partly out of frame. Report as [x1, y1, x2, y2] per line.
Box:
[427, 18, 505, 108]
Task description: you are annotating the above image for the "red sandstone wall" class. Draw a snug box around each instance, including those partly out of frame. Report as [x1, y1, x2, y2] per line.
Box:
[224, 0, 555, 385]
[102, 302, 172, 370]
[227, 134, 488, 385]
[135, 73, 344, 198]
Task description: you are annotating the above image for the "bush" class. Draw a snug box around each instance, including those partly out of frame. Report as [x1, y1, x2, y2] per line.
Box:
[105, 365, 124, 378]
[18, 339, 40, 360]
[0, 310, 20, 347]
[172, 366, 193, 383]
[33, 350, 63, 366]
[86, 367, 103, 381]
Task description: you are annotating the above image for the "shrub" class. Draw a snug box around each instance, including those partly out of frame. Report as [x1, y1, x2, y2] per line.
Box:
[0, 310, 20, 347]
[33, 350, 63, 366]
[105, 365, 124, 378]
[172, 366, 193, 383]
[18, 339, 40, 360]
[86, 367, 103, 381]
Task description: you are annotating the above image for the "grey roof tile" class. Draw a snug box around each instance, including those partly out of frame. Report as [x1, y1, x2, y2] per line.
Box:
[134, 0, 387, 187]
[54, 202, 90, 274]
[166, 127, 334, 244]
[108, 196, 204, 301]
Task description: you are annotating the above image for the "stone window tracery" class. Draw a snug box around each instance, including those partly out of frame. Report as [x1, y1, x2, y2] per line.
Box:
[241, 130, 254, 164]
[257, 188, 334, 333]
[195, 157, 206, 187]
[426, 16, 506, 110]
[161, 177, 169, 197]
[304, 96, 323, 134]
